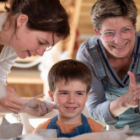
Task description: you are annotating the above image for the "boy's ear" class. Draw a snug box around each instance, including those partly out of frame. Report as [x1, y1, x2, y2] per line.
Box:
[17, 14, 28, 27]
[134, 22, 136, 28]
[48, 91, 54, 102]
[86, 92, 90, 102]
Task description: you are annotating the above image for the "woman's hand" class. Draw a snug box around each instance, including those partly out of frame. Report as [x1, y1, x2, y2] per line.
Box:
[0, 86, 59, 116]
[122, 71, 140, 108]
[0, 86, 24, 113]
[110, 71, 140, 117]
[21, 98, 59, 117]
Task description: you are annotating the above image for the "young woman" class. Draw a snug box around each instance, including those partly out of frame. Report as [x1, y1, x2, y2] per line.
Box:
[0, 0, 70, 116]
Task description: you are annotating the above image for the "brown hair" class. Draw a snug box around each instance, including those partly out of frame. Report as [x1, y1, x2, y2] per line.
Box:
[5, 0, 70, 40]
[90, 0, 137, 30]
[48, 59, 92, 93]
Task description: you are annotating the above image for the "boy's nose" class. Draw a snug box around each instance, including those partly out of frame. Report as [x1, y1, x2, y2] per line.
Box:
[68, 95, 75, 103]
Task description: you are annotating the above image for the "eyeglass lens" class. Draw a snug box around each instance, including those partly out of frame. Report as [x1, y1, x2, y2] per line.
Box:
[101, 27, 134, 42]
[45, 46, 53, 51]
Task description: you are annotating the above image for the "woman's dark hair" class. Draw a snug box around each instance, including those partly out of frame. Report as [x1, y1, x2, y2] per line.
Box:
[5, 0, 70, 40]
[48, 59, 92, 93]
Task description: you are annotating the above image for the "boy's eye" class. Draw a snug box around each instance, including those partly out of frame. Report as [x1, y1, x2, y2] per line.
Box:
[77, 92, 83, 96]
[60, 92, 67, 95]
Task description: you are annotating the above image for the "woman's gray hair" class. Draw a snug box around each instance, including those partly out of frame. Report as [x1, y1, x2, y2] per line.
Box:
[90, 0, 137, 30]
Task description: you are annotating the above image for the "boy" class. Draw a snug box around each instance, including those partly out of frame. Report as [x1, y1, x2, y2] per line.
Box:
[33, 59, 104, 137]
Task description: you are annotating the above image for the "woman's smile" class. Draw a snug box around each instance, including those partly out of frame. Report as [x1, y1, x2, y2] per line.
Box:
[111, 42, 128, 50]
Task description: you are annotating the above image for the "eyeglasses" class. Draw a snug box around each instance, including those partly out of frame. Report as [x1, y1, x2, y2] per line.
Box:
[45, 46, 53, 51]
[99, 26, 135, 42]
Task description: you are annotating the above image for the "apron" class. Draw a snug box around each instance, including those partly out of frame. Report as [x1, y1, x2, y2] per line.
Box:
[88, 35, 140, 133]
[47, 113, 92, 138]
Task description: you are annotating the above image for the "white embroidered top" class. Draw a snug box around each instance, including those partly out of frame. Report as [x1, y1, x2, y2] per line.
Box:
[0, 13, 17, 85]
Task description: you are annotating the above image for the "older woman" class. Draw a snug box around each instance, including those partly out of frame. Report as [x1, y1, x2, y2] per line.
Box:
[77, 0, 140, 133]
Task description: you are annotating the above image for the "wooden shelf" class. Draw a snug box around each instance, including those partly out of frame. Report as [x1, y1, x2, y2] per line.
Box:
[0, 2, 9, 11]
[7, 70, 44, 97]
[0, 2, 5, 11]
[7, 70, 43, 84]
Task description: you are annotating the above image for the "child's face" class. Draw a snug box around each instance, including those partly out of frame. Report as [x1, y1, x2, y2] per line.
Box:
[49, 80, 89, 123]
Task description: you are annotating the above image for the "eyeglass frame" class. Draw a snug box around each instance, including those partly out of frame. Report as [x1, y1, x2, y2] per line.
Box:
[44, 45, 53, 52]
[98, 26, 136, 43]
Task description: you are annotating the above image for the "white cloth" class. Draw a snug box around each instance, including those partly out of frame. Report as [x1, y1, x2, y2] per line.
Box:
[0, 13, 17, 85]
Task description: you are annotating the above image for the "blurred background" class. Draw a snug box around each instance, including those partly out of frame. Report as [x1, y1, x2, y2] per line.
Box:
[0, 0, 140, 134]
